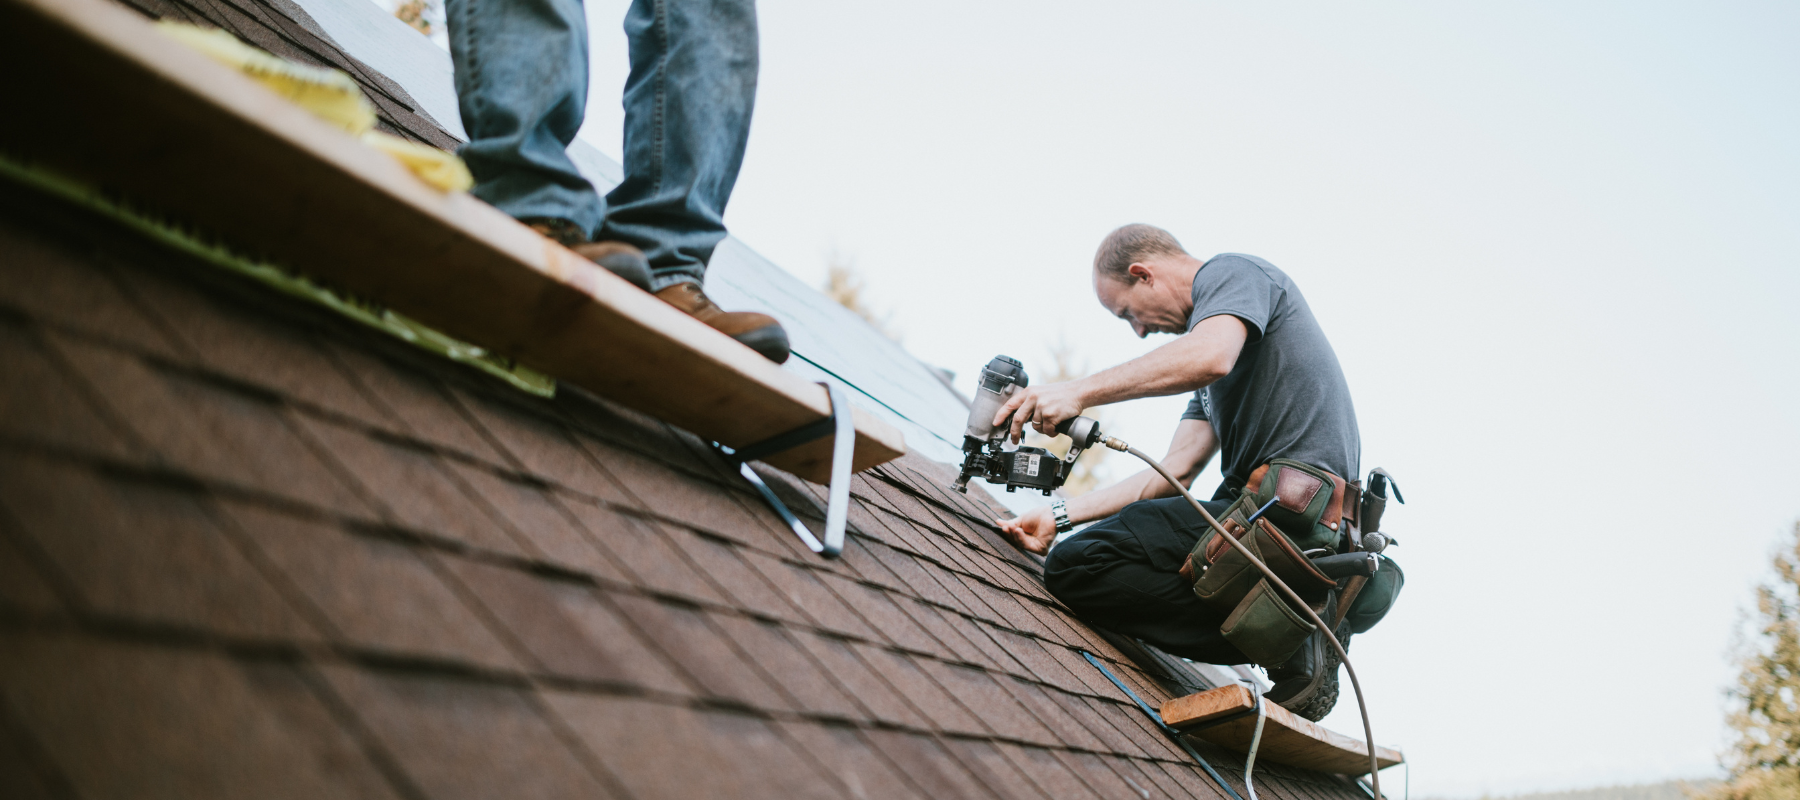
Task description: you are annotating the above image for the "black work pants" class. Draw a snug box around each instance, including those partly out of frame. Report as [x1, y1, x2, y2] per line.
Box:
[1043, 496, 1251, 664]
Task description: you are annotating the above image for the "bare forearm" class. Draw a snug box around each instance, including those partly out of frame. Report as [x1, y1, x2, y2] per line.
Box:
[1077, 316, 1246, 409]
[1063, 468, 1178, 523]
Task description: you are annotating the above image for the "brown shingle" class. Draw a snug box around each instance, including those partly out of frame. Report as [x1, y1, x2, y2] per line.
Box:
[775, 721, 931, 800]
[1056, 752, 1168, 800]
[116, 265, 389, 423]
[709, 614, 860, 719]
[451, 388, 631, 504]
[855, 646, 986, 736]
[996, 743, 1101, 799]
[1000, 678, 1109, 752]
[834, 582, 946, 656]
[921, 660, 1056, 745]
[0, 526, 64, 615]
[1045, 642, 1135, 698]
[546, 693, 840, 800]
[939, 737, 1051, 800]
[674, 532, 803, 621]
[437, 557, 689, 693]
[323, 343, 509, 463]
[865, 540, 971, 613]
[747, 557, 878, 640]
[860, 729, 1001, 800]
[951, 619, 1039, 679]
[790, 631, 928, 729]
[985, 627, 1084, 690]
[605, 593, 787, 710]
[445, 462, 623, 581]
[0, 320, 136, 461]
[592, 445, 774, 543]
[220, 501, 518, 670]
[293, 417, 524, 555]
[897, 599, 991, 665]
[317, 665, 616, 800]
[0, 217, 183, 360]
[0, 634, 402, 800]
[52, 338, 368, 514]
[1139, 758, 1227, 800]
[1046, 690, 1146, 757]
[562, 500, 726, 603]
[0, 458, 315, 641]
[829, 532, 904, 590]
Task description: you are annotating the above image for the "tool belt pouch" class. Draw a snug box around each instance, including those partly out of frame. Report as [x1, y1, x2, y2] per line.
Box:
[1190, 503, 1338, 614]
[1250, 459, 1345, 553]
[1221, 579, 1317, 667]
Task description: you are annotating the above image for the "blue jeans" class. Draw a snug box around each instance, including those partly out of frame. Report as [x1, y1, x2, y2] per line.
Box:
[446, 0, 757, 289]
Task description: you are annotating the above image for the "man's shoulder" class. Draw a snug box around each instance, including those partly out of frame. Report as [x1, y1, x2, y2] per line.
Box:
[1203, 253, 1290, 284]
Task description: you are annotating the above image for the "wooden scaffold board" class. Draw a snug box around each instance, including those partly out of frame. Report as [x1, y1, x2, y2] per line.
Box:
[1160, 684, 1403, 776]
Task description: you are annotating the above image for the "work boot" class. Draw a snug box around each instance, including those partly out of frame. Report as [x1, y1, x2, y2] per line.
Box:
[1263, 608, 1352, 722]
[523, 219, 653, 292]
[655, 282, 791, 364]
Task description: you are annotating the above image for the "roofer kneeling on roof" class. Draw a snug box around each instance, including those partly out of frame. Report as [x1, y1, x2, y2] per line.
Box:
[995, 224, 1404, 721]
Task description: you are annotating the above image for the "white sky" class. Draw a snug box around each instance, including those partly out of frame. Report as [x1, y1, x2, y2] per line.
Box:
[560, 1, 1800, 795]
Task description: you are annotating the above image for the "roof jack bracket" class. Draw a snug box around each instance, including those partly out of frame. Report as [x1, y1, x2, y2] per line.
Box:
[715, 381, 854, 558]
[1079, 650, 1248, 800]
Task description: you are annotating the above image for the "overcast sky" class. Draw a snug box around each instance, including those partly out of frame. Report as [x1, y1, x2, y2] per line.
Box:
[552, 2, 1800, 795]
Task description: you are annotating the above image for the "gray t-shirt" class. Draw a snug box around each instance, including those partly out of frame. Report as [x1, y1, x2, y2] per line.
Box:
[1180, 254, 1359, 498]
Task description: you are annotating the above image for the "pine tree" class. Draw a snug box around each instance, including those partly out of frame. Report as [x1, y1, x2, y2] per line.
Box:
[1702, 521, 1800, 799]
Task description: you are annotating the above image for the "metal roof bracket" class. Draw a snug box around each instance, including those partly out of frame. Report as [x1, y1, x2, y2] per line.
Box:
[716, 381, 853, 558]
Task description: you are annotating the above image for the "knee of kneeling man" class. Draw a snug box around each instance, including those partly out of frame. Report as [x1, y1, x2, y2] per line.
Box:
[1041, 540, 1093, 601]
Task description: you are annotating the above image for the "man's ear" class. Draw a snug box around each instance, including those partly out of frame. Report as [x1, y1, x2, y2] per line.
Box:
[1128, 263, 1154, 284]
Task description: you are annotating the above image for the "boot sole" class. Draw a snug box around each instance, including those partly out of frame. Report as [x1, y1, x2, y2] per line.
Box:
[1267, 626, 1350, 722]
[733, 325, 791, 365]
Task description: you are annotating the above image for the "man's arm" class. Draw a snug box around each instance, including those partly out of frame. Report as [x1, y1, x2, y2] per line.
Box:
[996, 419, 1218, 555]
[996, 314, 1248, 442]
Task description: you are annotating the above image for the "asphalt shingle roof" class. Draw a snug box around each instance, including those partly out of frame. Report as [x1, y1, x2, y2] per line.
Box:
[0, 1, 1382, 796]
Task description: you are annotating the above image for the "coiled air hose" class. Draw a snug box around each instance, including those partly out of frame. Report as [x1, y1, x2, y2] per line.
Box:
[1100, 435, 1384, 799]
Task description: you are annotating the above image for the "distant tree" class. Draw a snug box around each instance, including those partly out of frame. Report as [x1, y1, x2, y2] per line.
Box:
[392, 0, 434, 35]
[1701, 521, 1800, 799]
[820, 253, 900, 342]
[1022, 338, 1110, 496]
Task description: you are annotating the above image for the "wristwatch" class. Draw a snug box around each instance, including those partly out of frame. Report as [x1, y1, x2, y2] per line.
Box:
[1050, 499, 1074, 533]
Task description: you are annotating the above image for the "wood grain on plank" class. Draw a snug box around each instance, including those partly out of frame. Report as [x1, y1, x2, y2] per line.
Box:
[1159, 683, 1403, 775]
[0, 0, 904, 482]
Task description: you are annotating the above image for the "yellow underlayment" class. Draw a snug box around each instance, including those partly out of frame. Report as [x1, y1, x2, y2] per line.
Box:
[155, 21, 474, 192]
[0, 152, 556, 397]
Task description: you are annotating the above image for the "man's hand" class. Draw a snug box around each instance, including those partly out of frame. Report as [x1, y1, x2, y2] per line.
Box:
[993, 380, 1087, 443]
[996, 507, 1058, 555]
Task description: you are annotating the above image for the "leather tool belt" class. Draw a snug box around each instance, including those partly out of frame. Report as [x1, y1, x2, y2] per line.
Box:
[1186, 459, 1362, 667]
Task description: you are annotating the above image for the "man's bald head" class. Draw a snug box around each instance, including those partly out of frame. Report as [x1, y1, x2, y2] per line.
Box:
[1093, 224, 1187, 284]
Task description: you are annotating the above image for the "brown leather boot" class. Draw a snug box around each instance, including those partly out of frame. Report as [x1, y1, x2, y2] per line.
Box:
[523, 219, 652, 292]
[655, 282, 791, 364]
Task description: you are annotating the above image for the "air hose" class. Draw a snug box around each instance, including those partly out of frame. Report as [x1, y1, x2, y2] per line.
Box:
[1100, 436, 1385, 798]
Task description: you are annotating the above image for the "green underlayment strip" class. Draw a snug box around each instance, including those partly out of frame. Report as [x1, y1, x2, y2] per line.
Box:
[0, 153, 556, 398]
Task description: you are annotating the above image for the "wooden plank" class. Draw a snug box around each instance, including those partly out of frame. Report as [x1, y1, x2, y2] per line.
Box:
[1159, 684, 1403, 776]
[0, 0, 904, 483]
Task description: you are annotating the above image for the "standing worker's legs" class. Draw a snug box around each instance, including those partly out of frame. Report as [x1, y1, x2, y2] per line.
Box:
[1044, 497, 1252, 664]
[601, 0, 789, 363]
[602, 0, 758, 288]
[446, 0, 652, 289]
[446, 0, 603, 235]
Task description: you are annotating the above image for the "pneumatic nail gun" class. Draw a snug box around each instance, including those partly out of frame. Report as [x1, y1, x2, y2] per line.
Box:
[952, 355, 1103, 495]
